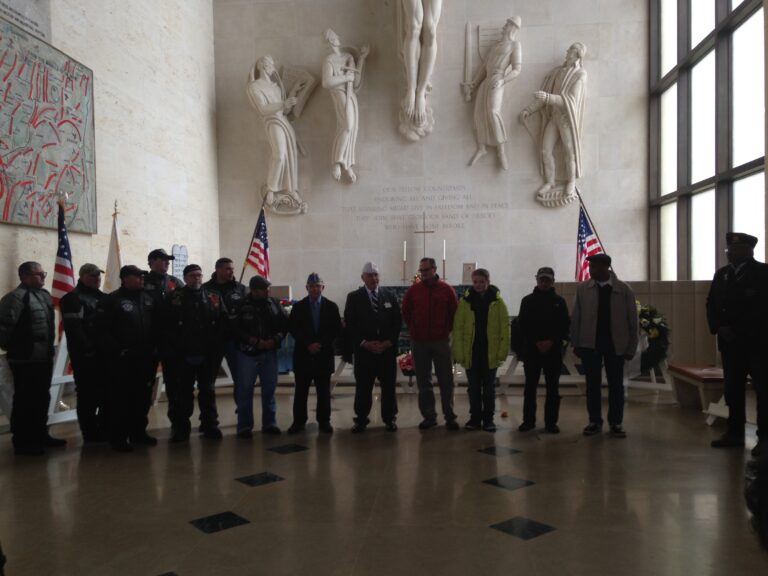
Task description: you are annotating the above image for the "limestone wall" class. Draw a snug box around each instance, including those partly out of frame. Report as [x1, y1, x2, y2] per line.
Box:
[0, 0, 219, 293]
[214, 0, 649, 310]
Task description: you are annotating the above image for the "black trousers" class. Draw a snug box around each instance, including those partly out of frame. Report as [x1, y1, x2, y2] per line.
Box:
[353, 352, 398, 425]
[293, 365, 332, 425]
[522, 350, 562, 427]
[71, 355, 107, 440]
[9, 361, 53, 449]
[165, 356, 219, 434]
[109, 354, 154, 445]
[722, 345, 767, 438]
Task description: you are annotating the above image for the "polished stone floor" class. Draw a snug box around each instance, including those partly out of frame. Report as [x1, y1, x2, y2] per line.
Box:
[0, 388, 766, 575]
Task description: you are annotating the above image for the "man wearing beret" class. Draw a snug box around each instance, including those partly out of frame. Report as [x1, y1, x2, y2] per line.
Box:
[707, 232, 768, 457]
[344, 262, 402, 433]
[163, 264, 225, 442]
[95, 265, 159, 452]
[232, 275, 288, 436]
[571, 253, 638, 438]
[288, 273, 342, 434]
[61, 263, 107, 443]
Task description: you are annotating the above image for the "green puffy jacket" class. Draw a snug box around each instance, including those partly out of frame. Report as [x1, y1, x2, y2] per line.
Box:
[0, 285, 55, 363]
[452, 286, 510, 369]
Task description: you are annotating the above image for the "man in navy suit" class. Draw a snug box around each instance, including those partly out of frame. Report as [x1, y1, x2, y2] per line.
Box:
[344, 262, 402, 432]
[288, 273, 342, 434]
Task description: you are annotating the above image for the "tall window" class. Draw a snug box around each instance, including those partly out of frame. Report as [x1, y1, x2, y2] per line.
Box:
[650, 0, 765, 280]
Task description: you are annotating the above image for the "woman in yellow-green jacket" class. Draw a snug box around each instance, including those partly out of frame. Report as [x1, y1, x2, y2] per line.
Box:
[452, 268, 510, 432]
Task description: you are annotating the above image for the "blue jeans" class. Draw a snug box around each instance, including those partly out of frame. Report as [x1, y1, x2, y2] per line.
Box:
[580, 349, 625, 426]
[233, 349, 278, 432]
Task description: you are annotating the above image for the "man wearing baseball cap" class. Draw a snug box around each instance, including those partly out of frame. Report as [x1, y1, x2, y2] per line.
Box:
[287, 273, 342, 434]
[61, 263, 107, 442]
[94, 264, 159, 452]
[707, 232, 768, 457]
[517, 266, 570, 433]
[571, 253, 638, 438]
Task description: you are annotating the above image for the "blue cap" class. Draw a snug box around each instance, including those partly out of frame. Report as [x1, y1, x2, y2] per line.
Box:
[306, 272, 324, 285]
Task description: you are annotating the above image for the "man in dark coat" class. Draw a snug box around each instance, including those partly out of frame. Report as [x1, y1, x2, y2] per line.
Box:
[61, 263, 106, 442]
[163, 264, 226, 442]
[288, 273, 342, 434]
[0, 261, 65, 455]
[344, 262, 402, 433]
[707, 232, 768, 457]
[517, 266, 570, 433]
[95, 265, 159, 452]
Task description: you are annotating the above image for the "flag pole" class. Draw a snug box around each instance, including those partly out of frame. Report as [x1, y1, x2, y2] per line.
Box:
[239, 193, 269, 284]
[575, 187, 615, 277]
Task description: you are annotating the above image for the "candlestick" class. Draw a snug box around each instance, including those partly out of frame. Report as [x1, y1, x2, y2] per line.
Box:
[442, 239, 446, 260]
[403, 240, 407, 262]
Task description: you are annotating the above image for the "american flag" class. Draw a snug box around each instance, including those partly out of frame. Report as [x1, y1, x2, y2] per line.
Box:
[576, 202, 604, 281]
[51, 202, 76, 304]
[244, 208, 270, 278]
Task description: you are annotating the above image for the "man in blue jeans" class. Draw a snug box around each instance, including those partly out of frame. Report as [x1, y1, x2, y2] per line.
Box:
[570, 254, 638, 438]
[232, 275, 288, 437]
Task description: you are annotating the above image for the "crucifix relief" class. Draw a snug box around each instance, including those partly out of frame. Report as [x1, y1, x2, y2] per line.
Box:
[414, 212, 434, 258]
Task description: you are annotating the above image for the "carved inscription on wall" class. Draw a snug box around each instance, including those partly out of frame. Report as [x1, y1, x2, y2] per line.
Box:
[343, 184, 508, 232]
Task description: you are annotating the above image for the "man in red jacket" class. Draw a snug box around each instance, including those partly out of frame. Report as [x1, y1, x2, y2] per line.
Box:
[402, 257, 459, 429]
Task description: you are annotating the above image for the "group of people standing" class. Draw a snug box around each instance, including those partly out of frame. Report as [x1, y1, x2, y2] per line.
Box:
[1, 232, 765, 458]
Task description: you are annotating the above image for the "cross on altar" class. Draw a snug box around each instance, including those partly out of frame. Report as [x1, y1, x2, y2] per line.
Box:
[414, 212, 434, 258]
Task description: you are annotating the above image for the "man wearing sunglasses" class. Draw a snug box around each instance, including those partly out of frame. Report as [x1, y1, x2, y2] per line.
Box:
[0, 261, 65, 455]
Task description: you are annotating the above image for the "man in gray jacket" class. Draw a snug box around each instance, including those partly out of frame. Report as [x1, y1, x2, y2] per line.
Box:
[571, 254, 638, 438]
[0, 261, 66, 455]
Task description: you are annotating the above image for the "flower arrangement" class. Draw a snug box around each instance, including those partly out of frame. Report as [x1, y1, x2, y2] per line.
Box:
[637, 301, 671, 373]
[398, 351, 415, 376]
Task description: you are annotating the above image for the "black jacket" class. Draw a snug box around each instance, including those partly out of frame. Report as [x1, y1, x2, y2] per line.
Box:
[143, 271, 184, 306]
[517, 287, 570, 360]
[61, 282, 104, 362]
[289, 296, 342, 374]
[0, 285, 54, 363]
[234, 295, 288, 355]
[707, 258, 768, 350]
[202, 277, 247, 321]
[343, 286, 402, 360]
[95, 287, 157, 360]
[163, 286, 226, 358]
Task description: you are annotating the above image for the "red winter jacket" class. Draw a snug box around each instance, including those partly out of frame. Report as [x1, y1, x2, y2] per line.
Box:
[402, 279, 458, 341]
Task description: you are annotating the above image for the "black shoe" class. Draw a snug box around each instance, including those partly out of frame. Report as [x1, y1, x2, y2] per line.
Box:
[82, 433, 106, 444]
[130, 434, 158, 446]
[464, 420, 481, 431]
[170, 431, 190, 443]
[262, 425, 282, 435]
[545, 424, 561, 434]
[419, 419, 438, 430]
[111, 441, 133, 453]
[237, 430, 253, 439]
[351, 423, 367, 434]
[14, 445, 44, 456]
[610, 424, 627, 438]
[287, 423, 305, 435]
[483, 422, 497, 433]
[385, 421, 398, 432]
[319, 422, 334, 434]
[752, 441, 766, 457]
[43, 435, 67, 448]
[583, 422, 602, 436]
[518, 422, 535, 432]
[711, 433, 744, 448]
[201, 427, 223, 440]
[446, 420, 460, 431]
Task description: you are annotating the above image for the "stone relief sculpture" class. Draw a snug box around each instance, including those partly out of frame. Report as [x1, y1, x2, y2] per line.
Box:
[247, 55, 316, 215]
[397, 0, 443, 141]
[520, 42, 588, 208]
[462, 17, 522, 170]
[322, 29, 370, 183]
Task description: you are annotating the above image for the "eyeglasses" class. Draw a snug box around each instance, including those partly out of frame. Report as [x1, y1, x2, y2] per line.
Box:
[418, 268, 435, 274]
[29, 272, 47, 279]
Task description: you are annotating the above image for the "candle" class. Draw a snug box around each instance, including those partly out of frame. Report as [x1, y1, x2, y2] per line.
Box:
[443, 239, 446, 260]
[403, 240, 407, 262]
